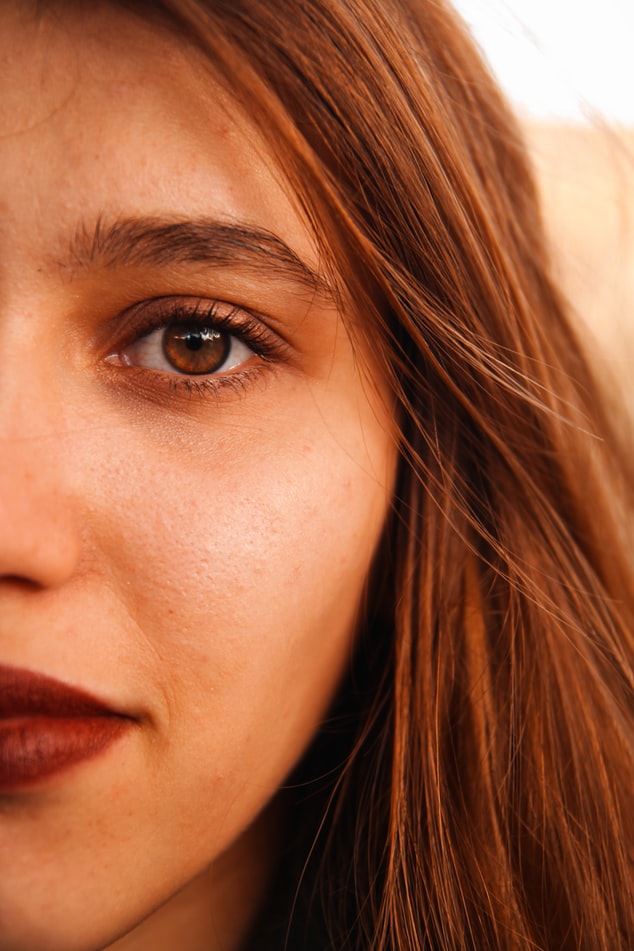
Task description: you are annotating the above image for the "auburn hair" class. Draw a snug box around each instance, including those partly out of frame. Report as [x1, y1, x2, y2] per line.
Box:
[123, 1, 634, 947]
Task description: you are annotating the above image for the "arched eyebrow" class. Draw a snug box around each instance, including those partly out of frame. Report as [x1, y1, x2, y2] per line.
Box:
[64, 214, 333, 300]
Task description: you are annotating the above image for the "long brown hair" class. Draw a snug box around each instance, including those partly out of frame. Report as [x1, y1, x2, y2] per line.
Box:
[125, 1, 634, 946]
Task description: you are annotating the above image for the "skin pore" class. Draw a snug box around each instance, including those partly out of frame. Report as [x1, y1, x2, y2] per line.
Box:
[0, 4, 396, 950]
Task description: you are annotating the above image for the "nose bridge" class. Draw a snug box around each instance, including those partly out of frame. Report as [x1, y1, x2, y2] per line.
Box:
[0, 207, 93, 582]
[0, 264, 77, 425]
[0, 20, 94, 593]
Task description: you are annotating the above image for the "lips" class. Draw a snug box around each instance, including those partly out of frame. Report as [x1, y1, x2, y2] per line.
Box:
[0, 664, 132, 791]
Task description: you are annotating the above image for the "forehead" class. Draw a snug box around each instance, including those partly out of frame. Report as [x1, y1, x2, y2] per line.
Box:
[0, 1, 317, 272]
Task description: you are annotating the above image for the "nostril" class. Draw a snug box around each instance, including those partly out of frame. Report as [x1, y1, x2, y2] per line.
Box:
[0, 574, 48, 593]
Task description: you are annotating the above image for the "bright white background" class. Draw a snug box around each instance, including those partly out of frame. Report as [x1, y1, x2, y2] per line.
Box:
[453, 0, 634, 123]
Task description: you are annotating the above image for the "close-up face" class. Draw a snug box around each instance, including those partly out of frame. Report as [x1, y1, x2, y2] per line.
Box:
[0, 3, 396, 949]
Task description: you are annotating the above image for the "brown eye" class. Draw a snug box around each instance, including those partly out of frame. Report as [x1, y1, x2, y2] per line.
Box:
[117, 305, 257, 379]
[162, 323, 230, 375]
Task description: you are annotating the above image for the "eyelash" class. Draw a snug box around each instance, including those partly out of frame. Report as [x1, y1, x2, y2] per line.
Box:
[110, 297, 289, 398]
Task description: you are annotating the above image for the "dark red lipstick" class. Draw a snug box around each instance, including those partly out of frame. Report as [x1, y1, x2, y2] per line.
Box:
[0, 664, 131, 791]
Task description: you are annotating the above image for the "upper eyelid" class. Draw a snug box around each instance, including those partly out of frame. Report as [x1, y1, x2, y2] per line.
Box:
[110, 296, 292, 366]
[114, 296, 275, 341]
[121, 297, 239, 335]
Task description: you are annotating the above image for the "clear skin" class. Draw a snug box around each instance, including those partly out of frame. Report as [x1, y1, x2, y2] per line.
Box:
[0, 4, 396, 951]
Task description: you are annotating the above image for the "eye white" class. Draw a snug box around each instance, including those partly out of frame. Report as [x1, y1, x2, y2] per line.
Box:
[122, 326, 255, 374]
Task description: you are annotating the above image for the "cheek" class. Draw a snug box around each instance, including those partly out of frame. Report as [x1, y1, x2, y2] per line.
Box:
[85, 388, 393, 801]
[119, 445, 382, 686]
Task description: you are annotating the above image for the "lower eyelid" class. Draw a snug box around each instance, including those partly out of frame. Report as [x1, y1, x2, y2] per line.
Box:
[117, 360, 276, 406]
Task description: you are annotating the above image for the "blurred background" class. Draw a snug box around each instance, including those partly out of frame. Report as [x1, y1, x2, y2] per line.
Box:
[454, 0, 634, 418]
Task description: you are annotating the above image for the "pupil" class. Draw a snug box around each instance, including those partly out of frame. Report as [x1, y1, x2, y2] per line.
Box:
[185, 332, 204, 351]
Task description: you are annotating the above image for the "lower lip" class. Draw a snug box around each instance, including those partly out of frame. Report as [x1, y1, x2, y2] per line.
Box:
[0, 716, 129, 791]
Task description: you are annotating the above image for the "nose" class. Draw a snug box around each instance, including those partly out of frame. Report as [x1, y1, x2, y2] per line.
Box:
[0, 430, 82, 590]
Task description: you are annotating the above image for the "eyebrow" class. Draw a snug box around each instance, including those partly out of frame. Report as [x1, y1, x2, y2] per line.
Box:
[64, 215, 333, 300]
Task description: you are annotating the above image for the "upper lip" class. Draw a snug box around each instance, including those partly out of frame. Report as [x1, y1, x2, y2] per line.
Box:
[0, 664, 124, 718]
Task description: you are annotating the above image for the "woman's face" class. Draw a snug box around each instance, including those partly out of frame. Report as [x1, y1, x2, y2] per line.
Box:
[0, 4, 395, 950]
